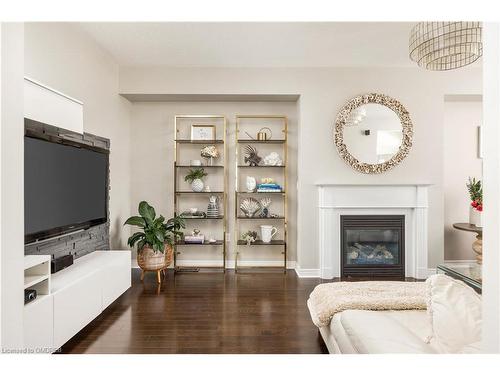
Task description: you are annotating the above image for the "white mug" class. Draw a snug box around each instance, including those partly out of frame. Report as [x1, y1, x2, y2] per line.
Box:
[260, 225, 278, 243]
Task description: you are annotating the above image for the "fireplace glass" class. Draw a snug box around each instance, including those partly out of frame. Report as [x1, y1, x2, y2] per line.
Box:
[344, 228, 400, 265]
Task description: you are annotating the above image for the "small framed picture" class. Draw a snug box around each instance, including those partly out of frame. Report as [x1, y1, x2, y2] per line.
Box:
[191, 125, 216, 141]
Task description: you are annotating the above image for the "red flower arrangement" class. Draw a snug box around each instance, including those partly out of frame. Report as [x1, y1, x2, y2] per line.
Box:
[467, 177, 483, 212]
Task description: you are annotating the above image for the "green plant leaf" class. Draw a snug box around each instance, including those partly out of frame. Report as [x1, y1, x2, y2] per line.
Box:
[143, 216, 154, 227]
[127, 232, 145, 248]
[137, 239, 146, 251]
[129, 201, 185, 254]
[145, 232, 155, 244]
[138, 201, 155, 221]
[124, 216, 146, 228]
[152, 241, 164, 253]
[155, 231, 165, 243]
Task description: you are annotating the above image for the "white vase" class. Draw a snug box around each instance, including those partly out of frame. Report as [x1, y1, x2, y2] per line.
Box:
[246, 176, 256, 192]
[469, 206, 482, 227]
[191, 179, 204, 192]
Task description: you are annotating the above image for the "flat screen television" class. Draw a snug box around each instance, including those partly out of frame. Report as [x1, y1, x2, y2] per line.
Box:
[24, 131, 109, 244]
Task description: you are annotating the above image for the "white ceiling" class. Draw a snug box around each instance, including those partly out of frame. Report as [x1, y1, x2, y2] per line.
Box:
[77, 22, 419, 68]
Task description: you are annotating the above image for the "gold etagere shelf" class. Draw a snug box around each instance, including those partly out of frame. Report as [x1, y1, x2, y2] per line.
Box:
[234, 115, 288, 273]
[173, 115, 227, 273]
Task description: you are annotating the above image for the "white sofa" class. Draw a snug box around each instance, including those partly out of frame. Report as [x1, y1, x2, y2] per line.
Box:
[317, 274, 482, 354]
[321, 310, 435, 353]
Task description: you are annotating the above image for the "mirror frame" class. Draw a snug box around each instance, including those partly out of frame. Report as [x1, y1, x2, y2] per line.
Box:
[334, 93, 413, 174]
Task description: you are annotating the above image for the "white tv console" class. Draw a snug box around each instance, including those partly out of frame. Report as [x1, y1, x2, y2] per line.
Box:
[23, 251, 131, 352]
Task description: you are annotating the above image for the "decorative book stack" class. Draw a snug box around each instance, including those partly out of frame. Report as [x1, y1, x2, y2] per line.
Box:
[256, 183, 282, 193]
[184, 235, 205, 244]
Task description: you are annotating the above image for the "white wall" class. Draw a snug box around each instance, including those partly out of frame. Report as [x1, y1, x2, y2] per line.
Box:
[443, 98, 483, 260]
[0, 22, 24, 350]
[24, 23, 132, 249]
[482, 22, 500, 354]
[129, 101, 298, 266]
[120, 66, 482, 272]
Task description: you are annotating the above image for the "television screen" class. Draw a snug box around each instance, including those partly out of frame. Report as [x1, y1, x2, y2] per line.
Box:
[24, 135, 108, 243]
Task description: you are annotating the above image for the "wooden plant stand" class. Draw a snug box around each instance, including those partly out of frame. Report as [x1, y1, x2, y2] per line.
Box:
[137, 245, 174, 284]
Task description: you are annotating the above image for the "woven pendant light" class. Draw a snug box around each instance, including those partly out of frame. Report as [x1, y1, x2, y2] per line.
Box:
[409, 22, 482, 71]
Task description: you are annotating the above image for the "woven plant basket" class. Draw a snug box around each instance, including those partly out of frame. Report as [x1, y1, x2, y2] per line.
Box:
[137, 244, 173, 271]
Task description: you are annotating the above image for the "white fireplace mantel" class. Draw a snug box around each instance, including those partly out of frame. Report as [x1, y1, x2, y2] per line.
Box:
[316, 184, 431, 279]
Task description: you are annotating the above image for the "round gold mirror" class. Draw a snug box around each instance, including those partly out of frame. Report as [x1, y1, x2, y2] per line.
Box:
[334, 93, 413, 174]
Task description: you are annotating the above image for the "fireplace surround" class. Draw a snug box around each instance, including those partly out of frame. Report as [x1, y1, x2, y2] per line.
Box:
[341, 215, 405, 278]
[316, 184, 430, 279]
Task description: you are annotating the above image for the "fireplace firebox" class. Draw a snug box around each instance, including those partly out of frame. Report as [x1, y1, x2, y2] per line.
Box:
[341, 215, 405, 278]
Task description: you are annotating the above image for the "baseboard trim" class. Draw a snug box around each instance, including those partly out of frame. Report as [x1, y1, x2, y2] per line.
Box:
[294, 267, 320, 278]
[227, 260, 296, 269]
[132, 263, 436, 279]
[132, 260, 297, 269]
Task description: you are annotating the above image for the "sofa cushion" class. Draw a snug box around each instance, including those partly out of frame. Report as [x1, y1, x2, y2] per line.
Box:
[327, 313, 358, 354]
[426, 274, 482, 353]
[338, 310, 437, 354]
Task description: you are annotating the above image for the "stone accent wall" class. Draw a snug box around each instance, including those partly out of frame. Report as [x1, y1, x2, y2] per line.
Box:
[25, 222, 110, 260]
[24, 118, 110, 260]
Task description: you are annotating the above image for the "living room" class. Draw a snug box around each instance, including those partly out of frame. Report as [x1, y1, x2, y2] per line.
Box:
[1, 1, 500, 372]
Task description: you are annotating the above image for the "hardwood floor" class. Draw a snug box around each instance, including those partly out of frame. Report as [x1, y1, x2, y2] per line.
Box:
[60, 269, 329, 354]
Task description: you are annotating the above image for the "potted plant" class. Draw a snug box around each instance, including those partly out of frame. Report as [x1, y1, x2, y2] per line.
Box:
[185, 167, 208, 192]
[467, 177, 483, 227]
[124, 201, 185, 280]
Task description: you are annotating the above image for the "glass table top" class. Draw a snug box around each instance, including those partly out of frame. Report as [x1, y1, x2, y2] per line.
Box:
[437, 262, 482, 292]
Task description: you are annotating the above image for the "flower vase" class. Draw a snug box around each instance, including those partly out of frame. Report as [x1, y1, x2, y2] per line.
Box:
[469, 206, 482, 227]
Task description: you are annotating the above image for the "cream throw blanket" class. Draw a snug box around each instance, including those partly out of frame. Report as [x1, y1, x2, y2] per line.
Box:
[307, 281, 427, 327]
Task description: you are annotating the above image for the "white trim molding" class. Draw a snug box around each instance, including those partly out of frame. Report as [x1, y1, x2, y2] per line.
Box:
[23, 77, 83, 134]
[316, 184, 431, 280]
[229, 260, 296, 269]
[294, 267, 320, 278]
[133, 260, 297, 270]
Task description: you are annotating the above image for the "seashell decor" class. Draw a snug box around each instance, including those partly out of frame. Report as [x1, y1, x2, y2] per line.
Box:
[240, 197, 261, 218]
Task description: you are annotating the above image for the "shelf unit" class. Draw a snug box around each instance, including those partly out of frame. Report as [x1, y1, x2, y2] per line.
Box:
[23, 255, 53, 351]
[235, 115, 288, 273]
[24, 255, 51, 304]
[174, 115, 227, 272]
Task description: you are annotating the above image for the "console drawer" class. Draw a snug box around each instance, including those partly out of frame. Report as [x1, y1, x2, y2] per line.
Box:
[53, 270, 102, 348]
[24, 295, 54, 353]
[101, 255, 131, 309]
